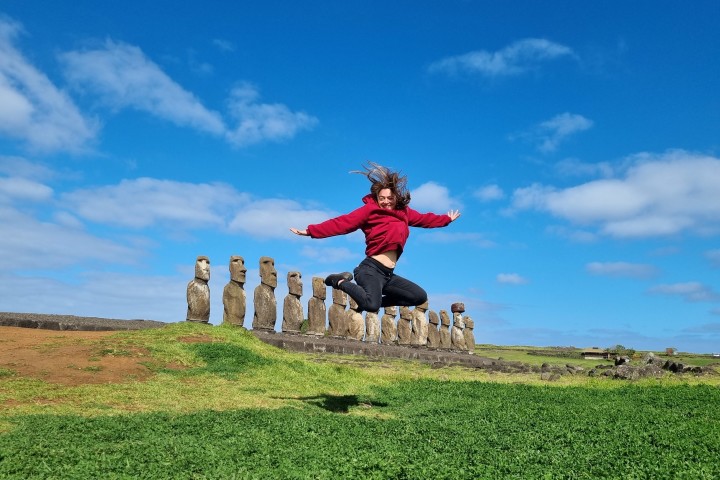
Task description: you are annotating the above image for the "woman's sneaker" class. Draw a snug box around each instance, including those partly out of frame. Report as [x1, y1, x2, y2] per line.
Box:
[324, 272, 353, 288]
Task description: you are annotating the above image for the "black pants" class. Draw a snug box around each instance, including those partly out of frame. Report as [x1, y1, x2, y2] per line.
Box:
[339, 257, 428, 312]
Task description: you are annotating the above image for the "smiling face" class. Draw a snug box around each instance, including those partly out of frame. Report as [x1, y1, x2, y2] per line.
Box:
[377, 188, 397, 210]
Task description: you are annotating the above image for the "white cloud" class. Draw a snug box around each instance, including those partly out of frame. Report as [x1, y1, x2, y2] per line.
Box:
[706, 249, 720, 268]
[586, 261, 659, 279]
[229, 198, 336, 239]
[299, 246, 356, 263]
[417, 231, 495, 248]
[428, 38, 575, 77]
[0, 205, 141, 269]
[0, 17, 98, 152]
[474, 184, 504, 202]
[648, 282, 720, 303]
[410, 181, 459, 211]
[513, 112, 593, 153]
[511, 150, 720, 238]
[0, 156, 56, 181]
[60, 40, 226, 135]
[555, 158, 614, 178]
[497, 273, 528, 285]
[0, 176, 53, 203]
[62, 177, 248, 228]
[225, 83, 318, 147]
[212, 39, 235, 52]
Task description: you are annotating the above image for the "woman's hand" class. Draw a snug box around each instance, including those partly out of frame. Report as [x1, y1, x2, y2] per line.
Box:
[290, 227, 309, 236]
[447, 210, 461, 222]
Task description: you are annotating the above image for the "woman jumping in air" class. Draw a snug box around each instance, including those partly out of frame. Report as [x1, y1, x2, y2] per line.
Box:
[290, 163, 461, 313]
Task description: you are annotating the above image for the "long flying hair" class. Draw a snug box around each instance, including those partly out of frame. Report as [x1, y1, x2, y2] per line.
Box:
[351, 162, 411, 209]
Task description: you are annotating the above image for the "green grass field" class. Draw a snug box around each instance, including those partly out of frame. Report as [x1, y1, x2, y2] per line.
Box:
[1, 323, 719, 479]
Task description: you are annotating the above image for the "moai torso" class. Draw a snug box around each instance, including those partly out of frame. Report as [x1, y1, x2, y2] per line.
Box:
[397, 306, 413, 345]
[426, 309, 441, 349]
[306, 277, 326, 336]
[451, 303, 467, 351]
[187, 255, 210, 323]
[282, 271, 304, 334]
[223, 256, 246, 327]
[380, 306, 398, 345]
[411, 301, 429, 347]
[252, 256, 278, 331]
[365, 310, 380, 343]
[346, 297, 365, 341]
[463, 315, 475, 354]
[328, 288, 347, 337]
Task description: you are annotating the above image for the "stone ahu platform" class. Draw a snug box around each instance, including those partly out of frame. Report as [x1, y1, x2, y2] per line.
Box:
[251, 330, 527, 372]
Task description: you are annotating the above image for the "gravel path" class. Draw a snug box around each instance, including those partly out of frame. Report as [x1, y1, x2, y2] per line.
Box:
[0, 312, 169, 331]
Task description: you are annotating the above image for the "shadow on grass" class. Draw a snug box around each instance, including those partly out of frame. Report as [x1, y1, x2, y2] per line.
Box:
[276, 394, 389, 413]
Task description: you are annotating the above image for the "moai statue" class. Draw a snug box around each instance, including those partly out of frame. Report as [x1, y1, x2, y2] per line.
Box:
[345, 297, 365, 341]
[411, 301, 430, 347]
[282, 271, 304, 334]
[252, 256, 278, 331]
[306, 277, 326, 336]
[328, 287, 347, 337]
[186, 255, 210, 323]
[223, 255, 247, 327]
[451, 302, 468, 352]
[380, 306, 398, 345]
[397, 306, 413, 346]
[426, 309, 441, 349]
[439, 309, 452, 350]
[365, 310, 380, 343]
[463, 315, 475, 354]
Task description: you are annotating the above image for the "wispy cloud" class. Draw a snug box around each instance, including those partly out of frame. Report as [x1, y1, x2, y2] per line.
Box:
[61, 178, 249, 229]
[706, 249, 720, 268]
[417, 231, 495, 248]
[512, 112, 593, 153]
[511, 150, 720, 238]
[0, 17, 98, 152]
[497, 273, 528, 285]
[60, 40, 226, 135]
[58, 40, 317, 148]
[474, 184, 505, 202]
[225, 83, 318, 147]
[586, 261, 659, 279]
[648, 282, 720, 303]
[428, 38, 575, 78]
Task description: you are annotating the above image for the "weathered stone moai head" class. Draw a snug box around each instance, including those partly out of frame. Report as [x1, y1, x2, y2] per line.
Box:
[416, 300, 428, 312]
[229, 256, 247, 284]
[259, 256, 277, 288]
[384, 306, 397, 317]
[440, 310, 451, 326]
[332, 287, 347, 306]
[312, 277, 326, 300]
[195, 256, 210, 281]
[428, 310, 440, 325]
[400, 306, 413, 321]
[453, 312, 465, 329]
[287, 271, 302, 296]
[464, 316, 474, 329]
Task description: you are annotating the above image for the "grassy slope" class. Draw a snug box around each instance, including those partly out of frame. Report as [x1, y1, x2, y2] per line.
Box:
[1, 323, 719, 479]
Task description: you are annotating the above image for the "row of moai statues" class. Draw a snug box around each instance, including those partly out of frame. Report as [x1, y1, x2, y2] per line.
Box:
[186, 255, 475, 353]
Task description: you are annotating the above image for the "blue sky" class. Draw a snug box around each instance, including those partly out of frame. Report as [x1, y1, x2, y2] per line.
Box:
[1, 1, 719, 353]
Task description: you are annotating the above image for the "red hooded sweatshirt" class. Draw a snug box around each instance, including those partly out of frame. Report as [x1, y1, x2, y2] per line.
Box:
[306, 194, 451, 259]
